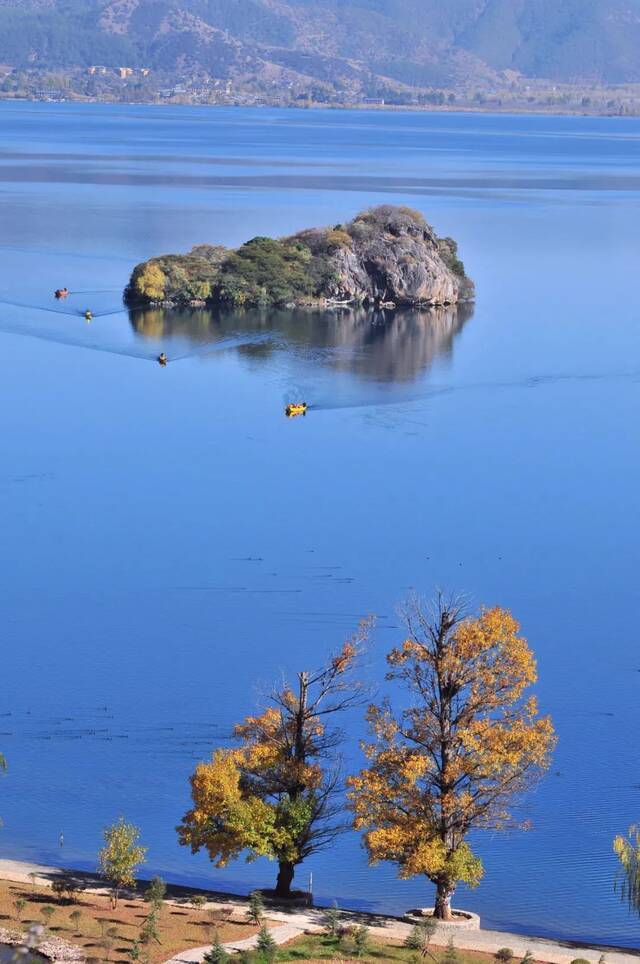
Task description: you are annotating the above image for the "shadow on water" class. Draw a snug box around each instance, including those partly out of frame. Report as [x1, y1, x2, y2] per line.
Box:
[129, 302, 474, 384]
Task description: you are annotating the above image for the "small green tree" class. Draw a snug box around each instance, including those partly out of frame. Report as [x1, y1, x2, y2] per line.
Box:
[190, 894, 207, 911]
[41, 905, 56, 928]
[256, 924, 277, 962]
[522, 952, 534, 964]
[247, 891, 265, 925]
[128, 940, 142, 963]
[404, 918, 436, 956]
[98, 817, 147, 908]
[13, 897, 26, 921]
[443, 938, 459, 964]
[323, 901, 341, 939]
[495, 950, 513, 964]
[140, 908, 161, 946]
[203, 934, 230, 964]
[353, 925, 370, 959]
[145, 876, 167, 911]
[69, 909, 83, 936]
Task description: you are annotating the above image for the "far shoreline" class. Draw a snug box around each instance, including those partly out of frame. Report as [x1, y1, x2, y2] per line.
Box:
[0, 95, 638, 121]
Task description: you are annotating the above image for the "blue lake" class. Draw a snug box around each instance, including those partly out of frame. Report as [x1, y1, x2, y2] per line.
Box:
[1, 102, 640, 948]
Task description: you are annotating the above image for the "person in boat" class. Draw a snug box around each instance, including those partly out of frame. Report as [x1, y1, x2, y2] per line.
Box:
[55, 288, 69, 299]
[158, 353, 168, 366]
[84, 309, 93, 321]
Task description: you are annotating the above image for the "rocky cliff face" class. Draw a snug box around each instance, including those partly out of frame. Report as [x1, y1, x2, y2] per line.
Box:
[321, 207, 474, 305]
[125, 205, 474, 310]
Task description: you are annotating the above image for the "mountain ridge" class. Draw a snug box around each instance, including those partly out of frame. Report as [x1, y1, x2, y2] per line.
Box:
[1, 0, 640, 89]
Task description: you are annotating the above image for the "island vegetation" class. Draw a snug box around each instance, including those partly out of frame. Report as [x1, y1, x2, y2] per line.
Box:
[125, 206, 474, 311]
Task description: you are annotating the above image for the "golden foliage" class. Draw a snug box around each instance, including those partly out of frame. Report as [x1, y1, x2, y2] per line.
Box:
[98, 817, 147, 905]
[614, 825, 640, 914]
[135, 262, 166, 301]
[349, 600, 555, 895]
[326, 229, 353, 250]
[178, 622, 373, 881]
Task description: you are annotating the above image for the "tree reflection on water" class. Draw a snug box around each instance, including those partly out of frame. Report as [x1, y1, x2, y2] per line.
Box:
[129, 302, 474, 383]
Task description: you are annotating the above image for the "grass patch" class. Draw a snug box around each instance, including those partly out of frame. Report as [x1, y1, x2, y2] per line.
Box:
[262, 933, 542, 963]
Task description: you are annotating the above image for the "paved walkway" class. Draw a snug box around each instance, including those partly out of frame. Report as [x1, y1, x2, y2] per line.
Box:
[1, 858, 638, 964]
[164, 924, 305, 964]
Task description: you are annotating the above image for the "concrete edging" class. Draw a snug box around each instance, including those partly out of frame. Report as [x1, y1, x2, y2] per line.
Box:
[404, 908, 481, 930]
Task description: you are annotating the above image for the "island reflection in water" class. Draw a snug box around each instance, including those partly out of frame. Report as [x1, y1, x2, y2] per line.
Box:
[129, 302, 474, 383]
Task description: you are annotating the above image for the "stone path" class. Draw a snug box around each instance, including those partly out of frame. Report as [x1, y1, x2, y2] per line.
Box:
[0, 859, 638, 964]
[164, 924, 305, 964]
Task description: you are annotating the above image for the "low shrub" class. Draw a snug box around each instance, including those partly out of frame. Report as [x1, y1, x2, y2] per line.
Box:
[495, 949, 514, 963]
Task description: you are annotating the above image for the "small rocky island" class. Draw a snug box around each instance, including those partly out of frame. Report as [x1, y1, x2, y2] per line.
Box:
[125, 205, 474, 310]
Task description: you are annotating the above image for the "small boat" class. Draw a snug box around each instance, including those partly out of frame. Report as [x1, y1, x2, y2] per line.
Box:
[158, 353, 168, 366]
[285, 402, 307, 418]
[84, 309, 93, 321]
[54, 288, 69, 299]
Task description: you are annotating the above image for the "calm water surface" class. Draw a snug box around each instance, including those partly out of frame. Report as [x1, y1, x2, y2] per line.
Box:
[1, 103, 640, 947]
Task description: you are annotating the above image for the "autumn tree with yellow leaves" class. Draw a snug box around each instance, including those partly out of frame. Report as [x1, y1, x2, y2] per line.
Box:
[349, 595, 555, 920]
[178, 621, 372, 898]
[614, 825, 640, 916]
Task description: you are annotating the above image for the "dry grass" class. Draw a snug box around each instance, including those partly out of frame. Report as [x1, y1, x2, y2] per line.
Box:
[0, 878, 262, 963]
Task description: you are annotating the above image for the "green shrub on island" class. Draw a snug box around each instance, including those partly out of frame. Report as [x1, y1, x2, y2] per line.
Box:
[125, 205, 474, 310]
[217, 237, 318, 307]
[437, 236, 468, 278]
[570, 959, 592, 964]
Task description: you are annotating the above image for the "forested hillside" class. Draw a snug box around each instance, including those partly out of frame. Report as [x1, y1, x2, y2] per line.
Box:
[1, 0, 639, 86]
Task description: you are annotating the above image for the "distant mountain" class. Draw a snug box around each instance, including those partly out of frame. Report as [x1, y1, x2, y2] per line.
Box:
[1, 0, 639, 87]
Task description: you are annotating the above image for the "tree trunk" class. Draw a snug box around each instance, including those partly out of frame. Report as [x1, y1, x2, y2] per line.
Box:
[275, 861, 295, 898]
[433, 880, 455, 921]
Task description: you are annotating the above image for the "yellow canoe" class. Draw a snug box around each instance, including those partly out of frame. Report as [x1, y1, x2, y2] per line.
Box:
[285, 402, 307, 418]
